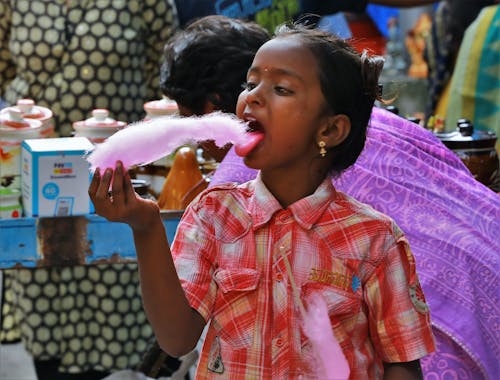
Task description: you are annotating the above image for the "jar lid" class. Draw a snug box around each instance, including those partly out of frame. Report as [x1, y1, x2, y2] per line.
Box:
[0, 99, 53, 122]
[435, 121, 497, 150]
[73, 109, 127, 129]
[0, 108, 43, 135]
[144, 98, 178, 117]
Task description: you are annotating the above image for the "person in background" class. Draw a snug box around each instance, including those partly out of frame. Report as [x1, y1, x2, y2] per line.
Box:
[425, 0, 499, 122]
[0, 1, 179, 380]
[441, 3, 500, 152]
[89, 24, 435, 378]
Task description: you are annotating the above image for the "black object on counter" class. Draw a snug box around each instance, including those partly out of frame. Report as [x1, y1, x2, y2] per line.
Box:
[435, 120, 499, 191]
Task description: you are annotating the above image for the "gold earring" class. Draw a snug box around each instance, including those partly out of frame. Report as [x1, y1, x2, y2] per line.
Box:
[318, 141, 327, 157]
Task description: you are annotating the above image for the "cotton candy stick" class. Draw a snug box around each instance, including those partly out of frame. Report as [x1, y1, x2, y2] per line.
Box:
[280, 252, 350, 380]
[86, 112, 247, 171]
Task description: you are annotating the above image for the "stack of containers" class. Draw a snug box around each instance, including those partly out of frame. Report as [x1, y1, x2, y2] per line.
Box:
[0, 107, 44, 218]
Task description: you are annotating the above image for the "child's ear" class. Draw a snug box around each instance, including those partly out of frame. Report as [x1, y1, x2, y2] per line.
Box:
[318, 114, 351, 147]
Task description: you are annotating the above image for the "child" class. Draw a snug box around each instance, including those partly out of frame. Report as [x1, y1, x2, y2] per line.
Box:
[89, 24, 435, 379]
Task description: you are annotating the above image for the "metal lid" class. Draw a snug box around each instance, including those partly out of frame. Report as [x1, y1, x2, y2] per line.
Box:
[435, 120, 497, 150]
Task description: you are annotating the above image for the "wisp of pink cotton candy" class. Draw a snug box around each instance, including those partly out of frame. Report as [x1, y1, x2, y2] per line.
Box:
[86, 112, 247, 171]
[302, 293, 350, 379]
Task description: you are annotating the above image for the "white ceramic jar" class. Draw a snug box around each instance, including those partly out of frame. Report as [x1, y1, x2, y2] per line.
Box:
[0, 108, 43, 190]
[0, 98, 54, 137]
[143, 97, 178, 119]
[72, 109, 127, 144]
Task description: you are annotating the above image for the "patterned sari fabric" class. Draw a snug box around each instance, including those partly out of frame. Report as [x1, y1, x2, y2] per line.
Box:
[210, 107, 500, 379]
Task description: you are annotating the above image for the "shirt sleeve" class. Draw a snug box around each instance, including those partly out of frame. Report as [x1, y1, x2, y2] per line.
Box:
[364, 225, 435, 363]
[170, 201, 218, 323]
[142, 0, 179, 101]
[0, 0, 15, 98]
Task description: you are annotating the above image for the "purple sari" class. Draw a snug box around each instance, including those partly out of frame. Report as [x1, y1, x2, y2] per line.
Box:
[210, 107, 500, 379]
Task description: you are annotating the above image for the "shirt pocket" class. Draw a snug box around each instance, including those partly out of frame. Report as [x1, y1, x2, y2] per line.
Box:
[301, 281, 362, 323]
[212, 268, 260, 349]
[300, 281, 362, 361]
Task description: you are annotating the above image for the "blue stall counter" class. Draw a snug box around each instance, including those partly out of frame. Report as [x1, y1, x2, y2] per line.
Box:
[0, 211, 183, 269]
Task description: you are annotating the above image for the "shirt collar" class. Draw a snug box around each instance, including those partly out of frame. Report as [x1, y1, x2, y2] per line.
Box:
[250, 173, 338, 230]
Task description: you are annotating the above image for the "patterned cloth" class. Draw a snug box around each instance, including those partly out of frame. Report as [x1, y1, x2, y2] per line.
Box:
[0, 0, 179, 375]
[172, 175, 435, 379]
[1, 264, 153, 373]
[210, 106, 500, 379]
[0, 0, 178, 135]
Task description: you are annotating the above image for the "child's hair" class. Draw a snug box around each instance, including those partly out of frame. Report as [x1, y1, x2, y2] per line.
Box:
[274, 23, 385, 174]
[160, 15, 270, 115]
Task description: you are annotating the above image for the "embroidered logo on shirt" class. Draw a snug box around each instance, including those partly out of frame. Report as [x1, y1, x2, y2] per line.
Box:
[409, 283, 430, 314]
[309, 268, 354, 292]
[208, 336, 224, 374]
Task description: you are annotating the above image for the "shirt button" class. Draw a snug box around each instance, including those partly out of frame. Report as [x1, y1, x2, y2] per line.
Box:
[275, 338, 283, 347]
[276, 272, 283, 282]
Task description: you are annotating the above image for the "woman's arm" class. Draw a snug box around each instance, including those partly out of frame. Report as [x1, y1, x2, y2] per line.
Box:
[88, 161, 206, 357]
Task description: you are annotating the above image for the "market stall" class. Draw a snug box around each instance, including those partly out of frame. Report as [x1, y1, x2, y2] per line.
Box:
[0, 211, 182, 269]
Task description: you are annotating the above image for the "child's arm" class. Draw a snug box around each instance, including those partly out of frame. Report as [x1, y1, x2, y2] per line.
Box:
[88, 161, 206, 357]
[383, 360, 423, 379]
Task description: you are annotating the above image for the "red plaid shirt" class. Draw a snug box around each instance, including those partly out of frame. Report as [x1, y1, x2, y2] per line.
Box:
[171, 175, 435, 379]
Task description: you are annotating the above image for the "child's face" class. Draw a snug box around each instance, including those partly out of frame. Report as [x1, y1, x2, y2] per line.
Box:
[236, 36, 331, 175]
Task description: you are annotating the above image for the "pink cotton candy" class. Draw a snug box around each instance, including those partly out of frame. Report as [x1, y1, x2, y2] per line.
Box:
[302, 293, 350, 380]
[85, 112, 248, 171]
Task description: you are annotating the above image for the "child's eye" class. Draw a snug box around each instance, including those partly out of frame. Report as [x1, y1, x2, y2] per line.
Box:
[242, 82, 256, 91]
[274, 86, 292, 95]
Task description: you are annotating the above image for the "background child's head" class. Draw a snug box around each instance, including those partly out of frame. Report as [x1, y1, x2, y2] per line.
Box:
[160, 15, 270, 116]
[273, 24, 384, 174]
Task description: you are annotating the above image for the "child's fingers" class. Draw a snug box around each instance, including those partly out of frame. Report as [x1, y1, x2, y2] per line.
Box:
[97, 168, 113, 200]
[111, 161, 126, 206]
[123, 167, 136, 203]
[88, 168, 101, 199]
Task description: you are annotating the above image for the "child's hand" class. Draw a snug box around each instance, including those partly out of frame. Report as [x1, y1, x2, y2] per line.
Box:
[88, 161, 160, 231]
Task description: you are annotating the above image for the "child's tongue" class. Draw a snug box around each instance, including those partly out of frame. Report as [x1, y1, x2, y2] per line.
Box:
[235, 132, 264, 157]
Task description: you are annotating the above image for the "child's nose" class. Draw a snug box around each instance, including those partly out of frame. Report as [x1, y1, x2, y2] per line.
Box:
[246, 85, 264, 106]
